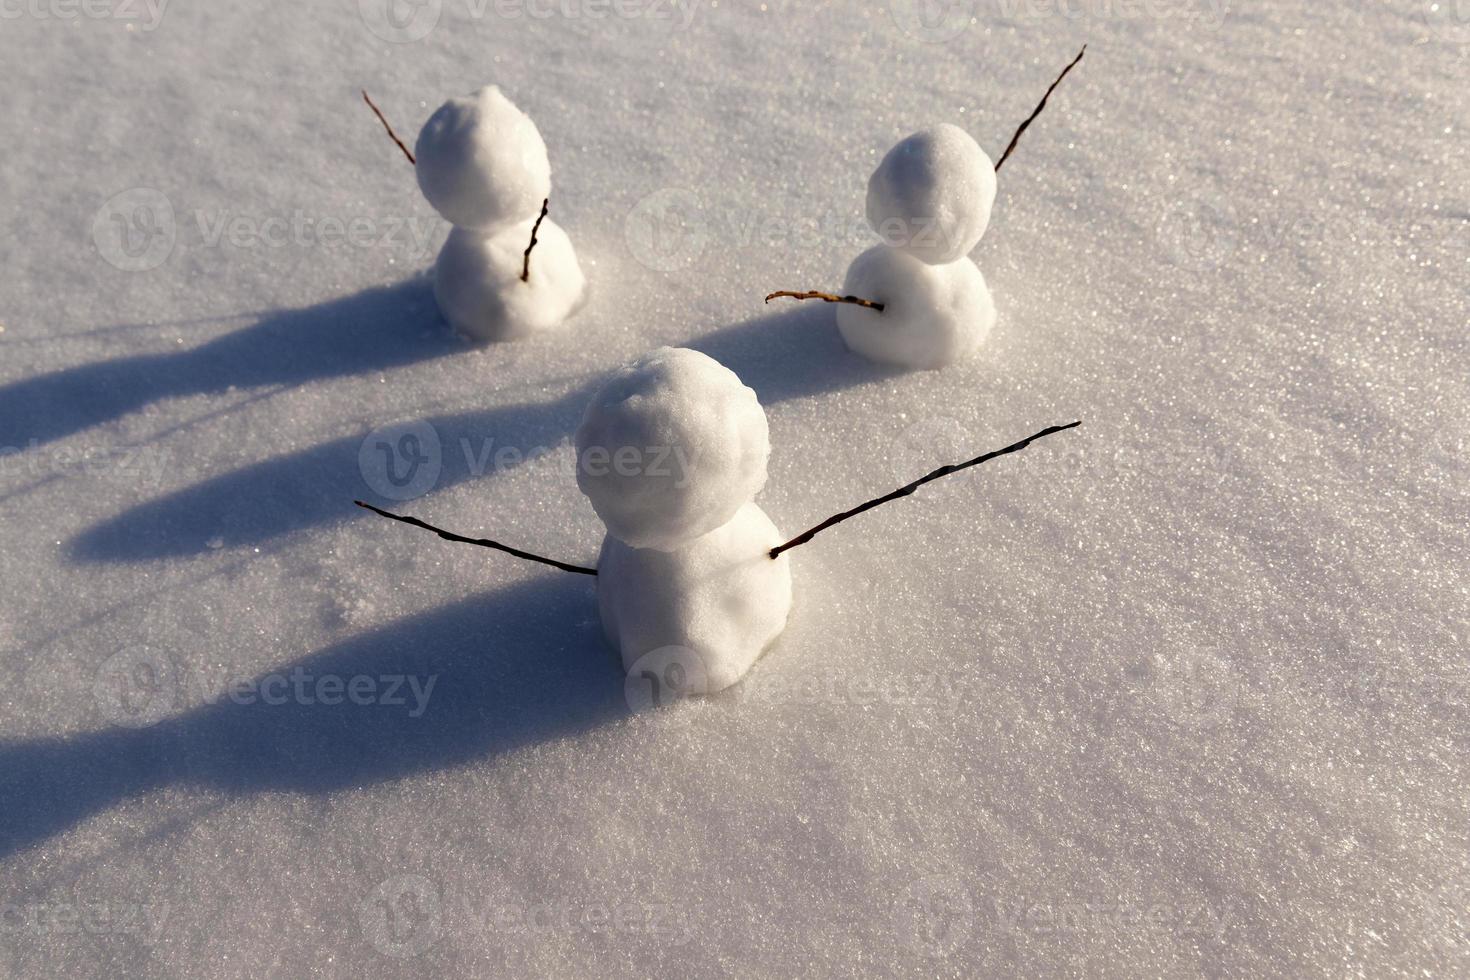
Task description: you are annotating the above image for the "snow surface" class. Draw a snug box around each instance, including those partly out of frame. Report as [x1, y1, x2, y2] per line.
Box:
[0, 1, 1467, 977]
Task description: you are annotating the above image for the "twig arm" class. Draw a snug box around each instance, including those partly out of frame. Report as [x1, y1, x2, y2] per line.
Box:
[354, 500, 597, 575]
[768, 421, 1081, 559]
[362, 90, 416, 165]
[994, 45, 1086, 172]
[764, 290, 885, 312]
[521, 199, 550, 283]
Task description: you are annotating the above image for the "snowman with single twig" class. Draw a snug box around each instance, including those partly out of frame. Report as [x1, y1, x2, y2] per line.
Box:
[365, 85, 586, 341]
[766, 47, 1085, 369]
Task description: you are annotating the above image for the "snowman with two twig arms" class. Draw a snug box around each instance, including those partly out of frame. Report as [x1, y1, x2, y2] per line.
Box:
[359, 345, 1076, 694]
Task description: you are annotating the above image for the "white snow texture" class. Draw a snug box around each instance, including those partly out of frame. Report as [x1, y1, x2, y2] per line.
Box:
[0, 2, 1465, 978]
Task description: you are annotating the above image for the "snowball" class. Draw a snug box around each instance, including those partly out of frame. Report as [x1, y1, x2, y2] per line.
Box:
[597, 502, 793, 692]
[865, 124, 997, 265]
[414, 86, 551, 231]
[836, 245, 996, 369]
[575, 348, 770, 552]
[433, 217, 587, 343]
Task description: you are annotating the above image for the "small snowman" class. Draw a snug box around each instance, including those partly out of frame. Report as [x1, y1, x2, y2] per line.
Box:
[835, 123, 1000, 369]
[356, 347, 1077, 695]
[373, 86, 588, 342]
[766, 47, 1085, 371]
[574, 347, 792, 691]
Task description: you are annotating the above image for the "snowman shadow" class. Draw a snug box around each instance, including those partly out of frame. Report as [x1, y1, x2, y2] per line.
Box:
[0, 276, 456, 453]
[68, 382, 598, 562]
[689, 299, 900, 405]
[0, 574, 624, 860]
[69, 300, 895, 563]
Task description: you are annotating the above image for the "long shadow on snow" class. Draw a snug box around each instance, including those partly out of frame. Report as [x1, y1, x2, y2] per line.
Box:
[0, 277, 453, 452]
[70, 296, 896, 563]
[0, 575, 622, 859]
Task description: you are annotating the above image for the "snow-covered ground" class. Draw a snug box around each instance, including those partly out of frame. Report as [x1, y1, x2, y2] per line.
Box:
[1, 0, 1466, 976]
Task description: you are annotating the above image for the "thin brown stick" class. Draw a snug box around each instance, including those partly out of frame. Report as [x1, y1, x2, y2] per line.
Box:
[764, 290, 885, 312]
[354, 500, 597, 575]
[521, 198, 550, 283]
[994, 45, 1086, 172]
[362, 90, 416, 165]
[761, 47, 1084, 310]
[768, 421, 1081, 559]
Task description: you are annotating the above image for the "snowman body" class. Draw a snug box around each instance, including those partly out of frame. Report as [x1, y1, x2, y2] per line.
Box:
[575, 347, 793, 693]
[414, 86, 585, 342]
[597, 501, 792, 692]
[432, 219, 587, 342]
[837, 124, 998, 369]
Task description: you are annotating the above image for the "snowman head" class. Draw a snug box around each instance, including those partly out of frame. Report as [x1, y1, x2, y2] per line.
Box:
[575, 348, 770, 552]
[865, 123, 997, 265]
[414, 85, 551, 231]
